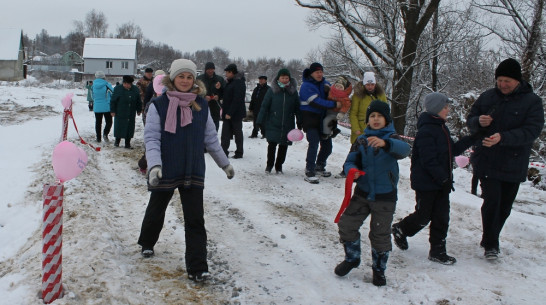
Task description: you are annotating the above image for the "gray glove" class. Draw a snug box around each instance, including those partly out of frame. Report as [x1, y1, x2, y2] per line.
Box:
[222, 164, 235, 179]
[148, 166, 162, 186]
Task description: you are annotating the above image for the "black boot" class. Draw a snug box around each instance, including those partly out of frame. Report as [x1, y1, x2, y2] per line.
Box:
[372, 270, 386, 286]
[114, 137, 121, 147]
[429, 243, 456, 265]
[125, 138, 132, 149]
[371, 249, 389, 286]
[392, 223, 408, 250]
[334, 240, 361, 276]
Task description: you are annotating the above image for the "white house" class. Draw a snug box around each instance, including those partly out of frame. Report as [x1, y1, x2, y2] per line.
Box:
[83, 38, 137, 77]
[0, 28, 25, 81]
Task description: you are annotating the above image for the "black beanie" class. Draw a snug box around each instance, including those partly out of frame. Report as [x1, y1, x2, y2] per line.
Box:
[277, 68, 291, 78]
[258, 75, 267, 80]
[309, 62, 323, 73]
[495, 58, 522, 82]
[122, 75, 134, 83]
[144, 68, 153, 73]
[366, 100, 391, 124]
[205, 62, 215, 70]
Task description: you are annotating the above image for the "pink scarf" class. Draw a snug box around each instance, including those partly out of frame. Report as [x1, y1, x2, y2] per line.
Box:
[165, 91, 197, 134]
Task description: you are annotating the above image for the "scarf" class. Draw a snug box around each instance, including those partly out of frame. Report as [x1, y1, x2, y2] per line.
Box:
[165, 91, 196, 134]
[334, 168, 366, 223]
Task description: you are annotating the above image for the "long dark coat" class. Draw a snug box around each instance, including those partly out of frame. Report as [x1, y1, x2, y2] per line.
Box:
[110, 84, 142, 139]
[222, 72, 247, 120]
[256, 77, 302, 145]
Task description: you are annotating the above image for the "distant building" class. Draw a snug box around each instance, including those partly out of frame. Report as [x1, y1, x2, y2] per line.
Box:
[83, 38, 137, 77]
[0, 28, 26, 81]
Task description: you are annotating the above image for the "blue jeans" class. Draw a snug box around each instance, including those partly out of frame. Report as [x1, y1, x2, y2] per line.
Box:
[305, 128, 332, 172]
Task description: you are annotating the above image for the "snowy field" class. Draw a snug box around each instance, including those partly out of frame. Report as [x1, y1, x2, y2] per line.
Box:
[0, 80, 545, 305]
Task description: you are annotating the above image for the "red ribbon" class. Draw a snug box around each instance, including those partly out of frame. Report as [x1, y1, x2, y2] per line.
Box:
[64, 109, 101, 151]
[334, 168, 365, 223]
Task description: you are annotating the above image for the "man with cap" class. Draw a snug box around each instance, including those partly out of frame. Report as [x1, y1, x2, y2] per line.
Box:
[299, 62, 341, 183]
[249, 75, 270, 138]
[137, 68, 154, 113]
[467, 58, 544, 260]
[221, 63, 247, 158]
[197, 62, 226, 131]
[391, 92, 478, 265]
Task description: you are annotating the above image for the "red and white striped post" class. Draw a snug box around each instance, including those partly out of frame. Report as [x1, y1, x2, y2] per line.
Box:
[42, 183, 64, 304]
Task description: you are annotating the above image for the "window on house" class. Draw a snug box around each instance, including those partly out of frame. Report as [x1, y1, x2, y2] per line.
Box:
[106, 61, 113, 69]
[121, 61, 129, 69]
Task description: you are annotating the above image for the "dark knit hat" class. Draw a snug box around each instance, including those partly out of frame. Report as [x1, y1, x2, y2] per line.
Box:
[258, 75, 267, 80]
[424, 92, 449, 115]
[495, 58, 522, 81]
[144, 68, 153, 73]
[122, 75, 134, 83]
[277, 68, 291, 78]
[366, 100, 391, 124]
[205, 62, 215, 70]
[309, 62, 323, 74]
[224, 63, 238, 73]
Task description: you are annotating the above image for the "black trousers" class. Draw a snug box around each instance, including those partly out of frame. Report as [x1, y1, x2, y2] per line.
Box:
[221, 119, 244, 156]
[95, 112, 112, 140]
[251, 115, 264, 137]
[480, 178, 520, 250]
[267, 142, 288, 171]
[137, 188, 208, 273]
[398, 189, 451, 248]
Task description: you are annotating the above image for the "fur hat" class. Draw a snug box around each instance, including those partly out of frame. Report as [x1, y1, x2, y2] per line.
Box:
[277, 68, 291, 78]
[224, 63, 238, 74]
[204, 62, 215, 70]
[366, 100, 391, 124]
[495, 58, 522, 82]
[154, 69, 165, 77]
[424, 92, 450, 115]
[334, 76, 349, 89]
[309, 62, 323, 74]
[95, 71, 105, 79]
[169, 59, 197, 81]
[122, 75, 134, 83]
[363, 72, 376, 85]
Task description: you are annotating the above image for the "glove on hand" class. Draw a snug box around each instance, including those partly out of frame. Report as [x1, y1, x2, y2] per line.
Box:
[148, 166, 162, 186]
[223, 164, 235, 179]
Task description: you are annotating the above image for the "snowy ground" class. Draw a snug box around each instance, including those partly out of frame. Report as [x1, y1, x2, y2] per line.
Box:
[0, 81, 545, 305]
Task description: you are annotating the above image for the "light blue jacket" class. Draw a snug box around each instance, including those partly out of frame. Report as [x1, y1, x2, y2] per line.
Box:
[92, 78, 114, 113]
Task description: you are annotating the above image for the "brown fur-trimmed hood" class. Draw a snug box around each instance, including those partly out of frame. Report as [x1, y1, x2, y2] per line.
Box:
[353, 81, 384, 98]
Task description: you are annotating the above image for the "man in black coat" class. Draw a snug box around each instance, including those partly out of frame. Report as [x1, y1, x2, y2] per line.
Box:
[221, 64, 247, 158]
[197, 62, 225, 131]
[249, 75, 270, 138]
[467, 58, 544, 260]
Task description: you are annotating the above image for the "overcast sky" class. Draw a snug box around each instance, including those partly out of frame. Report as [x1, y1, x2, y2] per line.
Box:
[1, 0, 332, 62]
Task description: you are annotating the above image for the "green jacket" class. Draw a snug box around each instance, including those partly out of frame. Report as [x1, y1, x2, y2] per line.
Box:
[257, 77, 301, 145]
[349, 82, 387, 143]
[110, 84, 142, 139]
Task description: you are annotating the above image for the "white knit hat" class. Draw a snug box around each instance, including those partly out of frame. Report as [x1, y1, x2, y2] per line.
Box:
[169, 59, 197, 81]
[363, 72, 376, 84]
[154, 69, 165, 77]
[95, 71, 105, 79]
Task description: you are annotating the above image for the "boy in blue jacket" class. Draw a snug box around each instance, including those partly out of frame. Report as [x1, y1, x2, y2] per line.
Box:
[335, 100, 411, 286]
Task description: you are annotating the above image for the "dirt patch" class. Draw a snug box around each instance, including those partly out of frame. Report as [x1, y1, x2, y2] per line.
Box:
[0, 100, 59, 125]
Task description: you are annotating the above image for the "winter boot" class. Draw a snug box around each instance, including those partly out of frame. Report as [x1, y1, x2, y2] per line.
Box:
[114, 137, 121, 147]
[265, 166, 272, 174]
[334, 239, 361, 276]
[428, 244, 456, 265]
[334, 170, 346, 179]
[103, 133, 110, 142]
[391, 223, 408, 250]
[188, 271, 211, 282]
[141, 247, 154, 258]
[484, 248, 499, 260]
[315, 165, 332, 177]
[371, 248, 389, 286]
[125, 139, 132, 149]
[304, 170, 319, 184]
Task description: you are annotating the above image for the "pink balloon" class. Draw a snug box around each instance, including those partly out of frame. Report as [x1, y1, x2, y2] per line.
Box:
[455, 155, 470, 168]
[153, 75, 166, 95]
[52, 141, 87, 183]
[61, 93, 73, 109]
[287, 129, 304, 142]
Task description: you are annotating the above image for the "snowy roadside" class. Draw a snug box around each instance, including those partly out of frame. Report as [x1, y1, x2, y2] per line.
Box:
[0, 83, 545, 305]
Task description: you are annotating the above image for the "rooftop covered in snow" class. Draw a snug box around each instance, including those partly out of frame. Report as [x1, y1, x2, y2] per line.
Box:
[83, 38, 137, 60]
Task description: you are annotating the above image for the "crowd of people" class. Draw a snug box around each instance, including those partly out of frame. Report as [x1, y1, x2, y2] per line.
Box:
[85, 58, 543, 286]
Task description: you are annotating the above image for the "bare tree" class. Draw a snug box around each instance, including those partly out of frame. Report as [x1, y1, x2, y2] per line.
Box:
[74, 9, 108, 38]
[295, 0, 441, 134]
